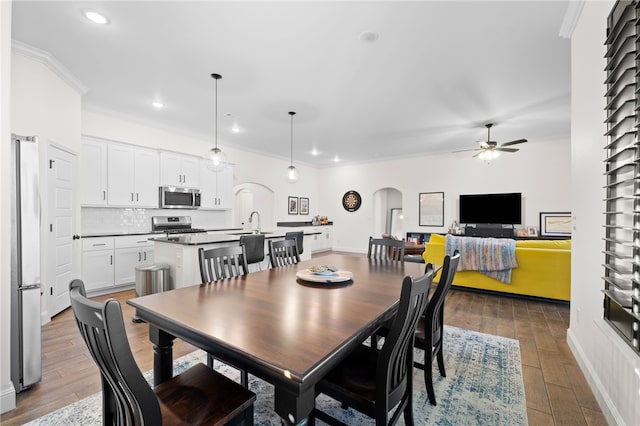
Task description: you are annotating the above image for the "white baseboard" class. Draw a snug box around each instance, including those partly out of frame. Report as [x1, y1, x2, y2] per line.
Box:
[0, 381, 16, 414]
[566, 327, 623, 426]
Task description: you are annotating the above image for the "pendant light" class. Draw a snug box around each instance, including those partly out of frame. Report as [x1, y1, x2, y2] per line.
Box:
[286, 111, 299, 183]
[205, 73, 227, 171]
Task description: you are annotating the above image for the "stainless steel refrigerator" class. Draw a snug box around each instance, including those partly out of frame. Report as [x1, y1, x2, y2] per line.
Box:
[10, 134, 42, 392]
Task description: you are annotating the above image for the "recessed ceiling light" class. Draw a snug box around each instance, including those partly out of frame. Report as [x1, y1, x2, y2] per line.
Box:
[151, 101, 164, 109]
[83, 9, 109, 25]
[359, 31, 379, 43]
[231, 125, 240, 133]
[333, 156, 341, 163]
[311, 148, 319, 156]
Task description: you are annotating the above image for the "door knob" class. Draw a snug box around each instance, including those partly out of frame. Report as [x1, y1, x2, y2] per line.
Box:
[72, 235, 80, 240]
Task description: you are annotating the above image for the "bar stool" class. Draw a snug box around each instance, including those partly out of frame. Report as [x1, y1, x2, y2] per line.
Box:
[239, 233, 266, 271]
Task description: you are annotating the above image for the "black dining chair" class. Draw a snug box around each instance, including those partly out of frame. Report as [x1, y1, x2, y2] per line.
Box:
[285, 231, 304, 255]
[199, 245, 248, 282]
[414, 250, 461, 406]
[68, 279, 256, 426]
[310, 264, 435, 426]
[268, 239, 300, 268]
[239, 234, 266, 271]
[198, 245, 250, 386]
[367, 236, 405, 262]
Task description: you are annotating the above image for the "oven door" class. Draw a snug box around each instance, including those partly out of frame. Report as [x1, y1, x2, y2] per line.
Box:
[159, 186, 201, 209]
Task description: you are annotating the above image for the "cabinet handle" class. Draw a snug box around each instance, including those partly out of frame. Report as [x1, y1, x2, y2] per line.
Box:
[182, 174, 185, 183]
[138, 252, 141, 261]
[131, 193, 134, 201]
[103, 190, 106, 200]
[93, 243, 106, 246]
[143, 252, 147, 261]
[136, 193, 139, 201]
[110, 255, 113, 265]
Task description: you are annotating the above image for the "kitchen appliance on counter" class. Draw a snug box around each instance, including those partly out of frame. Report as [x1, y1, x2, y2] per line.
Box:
[10, 134, 42, 392]
[152, 216, 207, 235]
[159, 186, 201, 209]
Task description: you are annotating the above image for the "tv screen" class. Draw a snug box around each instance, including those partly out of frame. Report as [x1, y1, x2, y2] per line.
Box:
[459, 192, 522, 225]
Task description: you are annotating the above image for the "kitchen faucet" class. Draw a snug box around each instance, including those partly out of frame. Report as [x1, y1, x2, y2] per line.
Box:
[249, 211, 261, 234]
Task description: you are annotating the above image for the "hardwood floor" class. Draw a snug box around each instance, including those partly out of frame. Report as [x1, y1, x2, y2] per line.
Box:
[1, 255, 607, 425]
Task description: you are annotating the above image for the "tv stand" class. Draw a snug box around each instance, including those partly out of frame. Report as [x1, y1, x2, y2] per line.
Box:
[464, 224, 515, 239]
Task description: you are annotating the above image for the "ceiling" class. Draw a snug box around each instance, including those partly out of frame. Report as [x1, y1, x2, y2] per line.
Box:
[11, 1, 572, 167]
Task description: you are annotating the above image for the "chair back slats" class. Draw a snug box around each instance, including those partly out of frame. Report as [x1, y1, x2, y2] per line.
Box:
[69, 279, 162, 425]
[284, 231, 304, 255]
[376, 264, 434, 415]
[239, 234, 266, 265]
[367, 236, 405, 262]
[268, 239, 300, 268]
[426, 250, 461, 347]
[199, 245, 248, 283]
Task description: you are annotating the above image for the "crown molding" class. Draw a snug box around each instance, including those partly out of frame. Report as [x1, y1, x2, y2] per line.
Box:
[11, 40, 87, 95]
[558, 0, 585, 39]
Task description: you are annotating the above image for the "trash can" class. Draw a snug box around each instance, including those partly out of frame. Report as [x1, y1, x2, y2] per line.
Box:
[133, 263, 171, 322]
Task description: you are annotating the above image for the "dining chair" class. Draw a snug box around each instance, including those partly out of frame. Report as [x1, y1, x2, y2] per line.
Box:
[285, 231, 304, 255]
[367, 236, 405, 262]
[68, 279, 256, 426]
[239, 234, 266, 271]
[310, 264, 435, 426]
[199, 245, 248, 282]
[268, 239, 300, 268]
[413, 250, 461, 406]
[198, 245, 250, 386]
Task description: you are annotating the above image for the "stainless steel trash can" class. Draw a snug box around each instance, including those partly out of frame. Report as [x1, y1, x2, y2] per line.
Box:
[133, 263, 171, 322]
[135, 263, 171, 296]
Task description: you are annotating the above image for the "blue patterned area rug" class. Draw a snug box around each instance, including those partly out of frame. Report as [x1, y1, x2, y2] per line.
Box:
[25, 326, 526, 425]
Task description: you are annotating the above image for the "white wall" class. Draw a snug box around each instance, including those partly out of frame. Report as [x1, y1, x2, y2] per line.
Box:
[318, 138, 571, 253]
[0, 0, 15, 415]
[11, 52, 82, 323]
[568, 2, 640, 425]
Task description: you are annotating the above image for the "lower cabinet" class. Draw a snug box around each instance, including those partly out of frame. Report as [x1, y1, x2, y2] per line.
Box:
[82, 235, 155, 293]
[311, 226, 333, 253]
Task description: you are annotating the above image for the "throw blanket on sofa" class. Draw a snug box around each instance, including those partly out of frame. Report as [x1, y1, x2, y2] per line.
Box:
[445, 235, 518, 283]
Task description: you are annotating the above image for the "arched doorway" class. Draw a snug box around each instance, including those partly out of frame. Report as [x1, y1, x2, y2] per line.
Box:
[372, 187, 403, 239]
[233, 183, 275, 232]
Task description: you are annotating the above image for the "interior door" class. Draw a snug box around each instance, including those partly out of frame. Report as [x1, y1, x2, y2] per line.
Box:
[47, 145, 78, 317]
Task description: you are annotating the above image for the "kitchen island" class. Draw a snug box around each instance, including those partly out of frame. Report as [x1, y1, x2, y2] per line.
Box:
[152, 231, 317, 289]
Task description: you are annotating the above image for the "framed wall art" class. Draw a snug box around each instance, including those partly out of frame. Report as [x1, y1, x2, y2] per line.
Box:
[300, 197, 309, 215]
[419, 192, 444, 227]
[539, 212, 571, 237]
[288, 196, 298, 215]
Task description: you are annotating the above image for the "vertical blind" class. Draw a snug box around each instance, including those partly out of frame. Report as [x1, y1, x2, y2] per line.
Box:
[603, 0, 640, 355]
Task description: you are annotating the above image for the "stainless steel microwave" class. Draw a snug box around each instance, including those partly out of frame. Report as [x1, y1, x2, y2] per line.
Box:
[159, 186, 201, 209]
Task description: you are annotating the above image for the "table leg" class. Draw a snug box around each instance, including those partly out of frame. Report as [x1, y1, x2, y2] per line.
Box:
[149, 326, 175, 386]
[274, 386, 315, 425]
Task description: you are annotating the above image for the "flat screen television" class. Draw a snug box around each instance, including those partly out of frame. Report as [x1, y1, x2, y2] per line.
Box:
[459, 192, 522, 225]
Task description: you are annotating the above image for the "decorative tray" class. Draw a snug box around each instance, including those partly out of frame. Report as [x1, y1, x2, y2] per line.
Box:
[295, 268, 353, 283]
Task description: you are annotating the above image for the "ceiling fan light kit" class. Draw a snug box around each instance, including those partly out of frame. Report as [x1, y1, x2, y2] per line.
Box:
[205, 73, 228, 172]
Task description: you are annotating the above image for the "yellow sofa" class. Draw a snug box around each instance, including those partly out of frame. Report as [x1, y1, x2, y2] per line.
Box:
[423, 234, 571, 301]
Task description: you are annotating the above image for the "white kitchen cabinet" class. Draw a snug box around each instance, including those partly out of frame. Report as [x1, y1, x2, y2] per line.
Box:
[107, 144, 159, 207]
[159, 151, 200, 188]
[80, 137, 108, 206]
[114, 235, 155, 285]
[310, 226, 333, 252]
[199, 162, 233, 210]
[81, 237, 115, 292]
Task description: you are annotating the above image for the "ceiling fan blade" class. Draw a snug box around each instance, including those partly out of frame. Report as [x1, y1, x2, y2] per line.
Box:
[501, 139, 527, 147]
[453, 148, 482, 153]
[472, 151, 483, 158]
[496, 148, 519, 153]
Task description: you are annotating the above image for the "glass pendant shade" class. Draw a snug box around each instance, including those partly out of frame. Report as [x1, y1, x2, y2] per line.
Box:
[206, 73, 227, 172]
[286, 165, 299, 183]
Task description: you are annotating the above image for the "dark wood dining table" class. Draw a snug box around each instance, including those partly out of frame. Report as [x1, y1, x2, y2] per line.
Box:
[127, 253, 427, 424]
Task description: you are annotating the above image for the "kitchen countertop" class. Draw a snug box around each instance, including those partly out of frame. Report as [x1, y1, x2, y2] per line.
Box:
[152, 231, 320, 246]
[277, 221, 333, 227]
[81, 228, 243, 238]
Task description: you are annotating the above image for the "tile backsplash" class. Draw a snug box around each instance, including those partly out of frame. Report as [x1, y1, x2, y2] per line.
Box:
[81, 207, 231, 234]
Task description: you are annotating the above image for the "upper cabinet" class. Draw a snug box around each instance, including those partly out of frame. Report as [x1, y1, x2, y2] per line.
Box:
[107, 144, 159, 208]
[199, 162, 233, 210]
[160, 152, 200, 188]
[81, 137, 108, 206]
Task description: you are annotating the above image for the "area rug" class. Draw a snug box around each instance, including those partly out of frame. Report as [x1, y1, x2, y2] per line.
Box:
[25, 326, 527, 425]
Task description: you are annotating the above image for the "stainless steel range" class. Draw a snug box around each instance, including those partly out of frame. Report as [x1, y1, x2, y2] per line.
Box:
[152, 216, 206, 235]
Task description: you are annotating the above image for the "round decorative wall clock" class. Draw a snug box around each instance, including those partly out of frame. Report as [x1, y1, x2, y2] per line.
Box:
[342, 190, 362, 212]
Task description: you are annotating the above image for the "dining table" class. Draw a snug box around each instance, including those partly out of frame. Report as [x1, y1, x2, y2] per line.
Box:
[127, 253, 428, 424]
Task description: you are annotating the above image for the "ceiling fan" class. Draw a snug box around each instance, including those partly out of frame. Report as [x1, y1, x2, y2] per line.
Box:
[455, 123, 527, 159]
